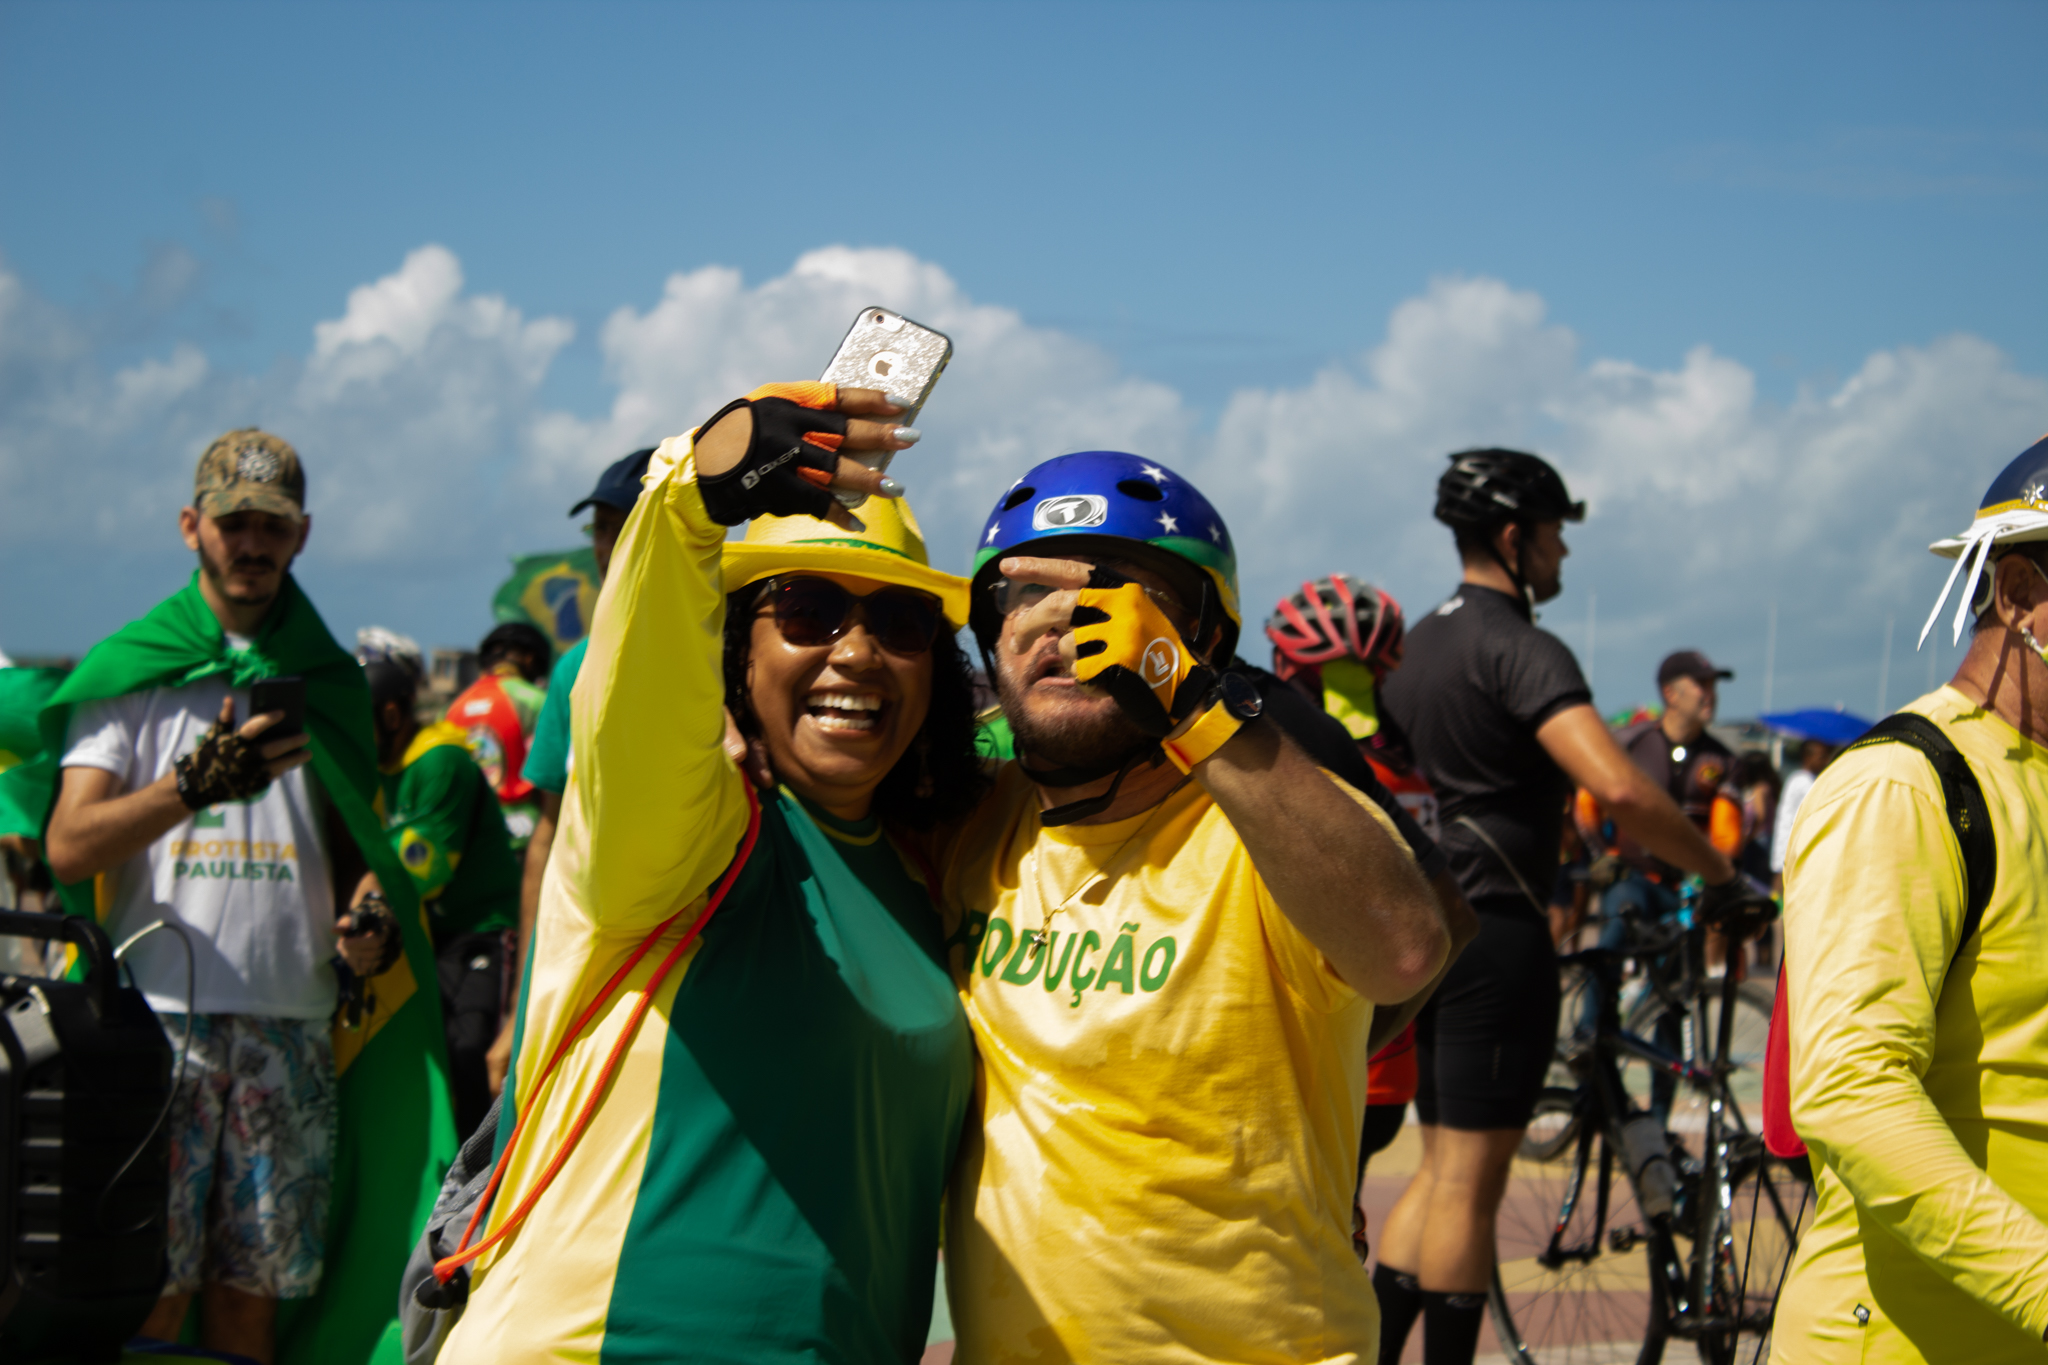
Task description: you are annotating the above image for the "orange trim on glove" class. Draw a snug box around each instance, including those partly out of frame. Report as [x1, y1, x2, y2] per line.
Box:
[745, 381, 840, 409]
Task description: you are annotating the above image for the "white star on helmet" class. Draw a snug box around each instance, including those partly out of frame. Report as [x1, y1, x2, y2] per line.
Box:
[1208, 523, 1223, 544]
[1156, 511, 1179, 534]
[985, 523, 1000, 544]
[1139, 464, 1169, 483]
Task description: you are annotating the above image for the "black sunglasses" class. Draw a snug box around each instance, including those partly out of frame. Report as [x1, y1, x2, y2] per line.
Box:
[757, 577, 945, 656]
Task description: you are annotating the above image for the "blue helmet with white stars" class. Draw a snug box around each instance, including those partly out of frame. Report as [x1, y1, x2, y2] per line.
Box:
[969, 451, 1241, 658]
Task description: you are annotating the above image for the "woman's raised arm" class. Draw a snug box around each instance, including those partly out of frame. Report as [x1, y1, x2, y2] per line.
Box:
[555, 386, 916, 933]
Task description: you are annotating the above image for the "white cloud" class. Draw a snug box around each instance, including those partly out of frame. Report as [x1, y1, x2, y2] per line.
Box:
[1193, 277, 2048, 707]
[529, 246, 1187, 563]
[0, 244, 575, 573]
[4, 243, 2044, 715]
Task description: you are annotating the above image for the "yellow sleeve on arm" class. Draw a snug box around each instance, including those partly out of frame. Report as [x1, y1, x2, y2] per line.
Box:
[559, 431, 749, 935]
[1785, 764, 2048, 1338]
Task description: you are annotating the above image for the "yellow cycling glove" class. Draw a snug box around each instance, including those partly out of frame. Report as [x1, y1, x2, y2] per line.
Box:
[1069, 583, 1219, 738]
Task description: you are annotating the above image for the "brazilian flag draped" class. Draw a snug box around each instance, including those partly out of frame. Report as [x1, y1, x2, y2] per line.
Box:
[0, 666, 64, 837]
[0, 573, 455, 1365]
[490, 546, 599, 655]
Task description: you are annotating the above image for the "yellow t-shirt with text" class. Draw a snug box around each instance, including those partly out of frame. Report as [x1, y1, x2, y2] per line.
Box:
[933, 763, 1404, 1364]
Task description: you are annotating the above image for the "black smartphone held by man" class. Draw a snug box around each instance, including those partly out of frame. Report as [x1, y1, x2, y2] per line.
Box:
[249, 675, 306, 740]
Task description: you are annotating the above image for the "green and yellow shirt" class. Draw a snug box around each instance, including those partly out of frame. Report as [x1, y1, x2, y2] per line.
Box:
[442, 436, 972, 1364]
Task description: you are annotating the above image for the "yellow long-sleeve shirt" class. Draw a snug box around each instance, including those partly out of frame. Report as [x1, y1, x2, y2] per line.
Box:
[1773, 685, 2048, 1362]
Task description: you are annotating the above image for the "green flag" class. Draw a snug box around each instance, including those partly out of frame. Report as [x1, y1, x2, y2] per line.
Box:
[0, 573, 455, 1365]
[0, 666, 64, 838]
[490, 547, 599, 655]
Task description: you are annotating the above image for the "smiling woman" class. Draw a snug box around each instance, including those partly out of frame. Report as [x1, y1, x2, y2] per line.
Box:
[438, 384, 985, 1365]
[721, 523, 986, 830]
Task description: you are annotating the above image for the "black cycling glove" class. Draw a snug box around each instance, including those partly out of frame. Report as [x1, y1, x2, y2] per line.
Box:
[1696, 875, 1776, 934]
[174, 714, 275, 810]
[695, 391, 850, 525]
[341, 894, 405, 976]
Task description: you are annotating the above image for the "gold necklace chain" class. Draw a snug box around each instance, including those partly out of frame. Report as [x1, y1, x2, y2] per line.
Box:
[1025, 777, 1190, 957]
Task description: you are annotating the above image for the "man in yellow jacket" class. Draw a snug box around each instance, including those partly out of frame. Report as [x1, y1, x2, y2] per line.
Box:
[1776, 433, 2048, 1360]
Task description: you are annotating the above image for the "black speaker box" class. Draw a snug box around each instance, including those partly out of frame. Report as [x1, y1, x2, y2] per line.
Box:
[0, 910, 172, 1365]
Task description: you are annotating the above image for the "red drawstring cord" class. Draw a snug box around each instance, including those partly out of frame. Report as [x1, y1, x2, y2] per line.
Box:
[433, 781, 763, 1284]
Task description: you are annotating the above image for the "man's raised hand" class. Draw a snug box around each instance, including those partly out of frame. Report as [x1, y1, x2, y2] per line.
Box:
[229, 695, 313, 780]
[173, 696, 311, 810]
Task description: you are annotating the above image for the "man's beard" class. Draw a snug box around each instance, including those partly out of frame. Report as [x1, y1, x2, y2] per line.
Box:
[199, 542, 284, 604]
[993, 648, 1151, 772]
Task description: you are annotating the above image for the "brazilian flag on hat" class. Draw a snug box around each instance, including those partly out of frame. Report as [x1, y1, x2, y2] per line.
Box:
[721, 496, 970, 627]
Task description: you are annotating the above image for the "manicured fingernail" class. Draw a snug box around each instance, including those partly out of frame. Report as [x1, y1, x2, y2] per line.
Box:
[893, 426, 921, 445]
[887, 391, 918, 411]
[843, 512, 867, 533]
[877, 477, 905, 498]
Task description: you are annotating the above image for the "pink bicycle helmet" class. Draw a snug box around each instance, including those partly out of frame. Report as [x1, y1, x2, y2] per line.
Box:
[1265, 574, 1406, 682]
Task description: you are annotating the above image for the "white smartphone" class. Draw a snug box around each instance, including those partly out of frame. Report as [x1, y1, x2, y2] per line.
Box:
[819, 307, 952, 507]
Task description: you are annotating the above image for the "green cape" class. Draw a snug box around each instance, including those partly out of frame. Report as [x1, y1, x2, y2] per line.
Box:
[0, 573, 455, 1365]
[0, 666, 64, 837]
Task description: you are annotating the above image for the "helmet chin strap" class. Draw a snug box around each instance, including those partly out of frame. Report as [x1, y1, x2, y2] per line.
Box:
[979, 638, 1169, 827]
[1020, 744, 1166, 827]
[1485, 523, 1536, 615]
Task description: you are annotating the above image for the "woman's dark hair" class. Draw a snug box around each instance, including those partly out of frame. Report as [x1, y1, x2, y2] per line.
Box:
[722, 582, 991, 831]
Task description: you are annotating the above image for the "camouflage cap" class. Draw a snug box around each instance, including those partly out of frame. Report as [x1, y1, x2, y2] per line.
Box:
[194, 429, 306, 522]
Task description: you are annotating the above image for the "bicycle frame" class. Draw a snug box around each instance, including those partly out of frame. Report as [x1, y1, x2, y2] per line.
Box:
[1495, 887, 1805, 1365]
[1572, 931, 1801, 1340]
[1546, 963, 1695, 1322]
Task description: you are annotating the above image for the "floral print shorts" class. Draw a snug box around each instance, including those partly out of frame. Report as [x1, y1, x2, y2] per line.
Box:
[160, 1013, 336, 1297]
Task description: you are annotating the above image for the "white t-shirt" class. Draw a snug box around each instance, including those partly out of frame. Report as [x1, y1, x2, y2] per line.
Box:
[1770, 766, 1818, 874]
[62, 672, 337, 1019]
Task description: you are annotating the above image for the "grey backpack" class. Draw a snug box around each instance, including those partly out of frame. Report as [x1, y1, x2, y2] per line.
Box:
[397, 1096, 503, 1364]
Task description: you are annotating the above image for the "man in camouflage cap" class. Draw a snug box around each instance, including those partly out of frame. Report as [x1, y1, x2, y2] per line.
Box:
[34, 427, 437, 1359]
[185, 429, 309, 616]
[193, 428, 307, 520]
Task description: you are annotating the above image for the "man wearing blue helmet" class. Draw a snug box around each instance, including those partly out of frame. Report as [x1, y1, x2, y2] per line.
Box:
[930, 450, 1457, 1363]
[1773, 434, 2048, 1361]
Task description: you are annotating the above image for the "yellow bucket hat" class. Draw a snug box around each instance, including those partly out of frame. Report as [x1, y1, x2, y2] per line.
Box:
[721, 494, 970, 627]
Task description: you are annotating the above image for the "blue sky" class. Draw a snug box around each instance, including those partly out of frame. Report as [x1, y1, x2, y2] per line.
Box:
[2, 0, 2044, 716]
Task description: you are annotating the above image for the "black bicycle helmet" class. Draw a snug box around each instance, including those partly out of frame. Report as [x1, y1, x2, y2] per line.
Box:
[363, 659, 419, 714]
[1434, 448, 1585, 535]
[478, 621, 554, 677]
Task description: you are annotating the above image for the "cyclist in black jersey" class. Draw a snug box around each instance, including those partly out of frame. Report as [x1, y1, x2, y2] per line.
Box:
[1370, 449, 1742, 1365]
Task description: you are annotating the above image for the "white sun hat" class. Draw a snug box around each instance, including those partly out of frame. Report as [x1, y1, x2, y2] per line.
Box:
[1920, 433, 2048, 649]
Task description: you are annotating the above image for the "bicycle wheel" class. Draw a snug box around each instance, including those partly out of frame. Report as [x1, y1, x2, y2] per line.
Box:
[1625, 979, 1775, 1133]
[1490, 1088, 1672, 1365]
[1689, 1133, 1814, 1365]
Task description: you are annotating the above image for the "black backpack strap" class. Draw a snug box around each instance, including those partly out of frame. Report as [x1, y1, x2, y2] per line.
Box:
[1844, 713, 1996, 968]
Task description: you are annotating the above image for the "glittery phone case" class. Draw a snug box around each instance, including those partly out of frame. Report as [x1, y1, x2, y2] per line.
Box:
[819, 308, 952, 507]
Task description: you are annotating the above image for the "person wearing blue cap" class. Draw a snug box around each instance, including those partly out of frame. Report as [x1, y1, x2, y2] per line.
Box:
[1774, 433, 2048, 1361]
[483, 447, 653, 1096]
